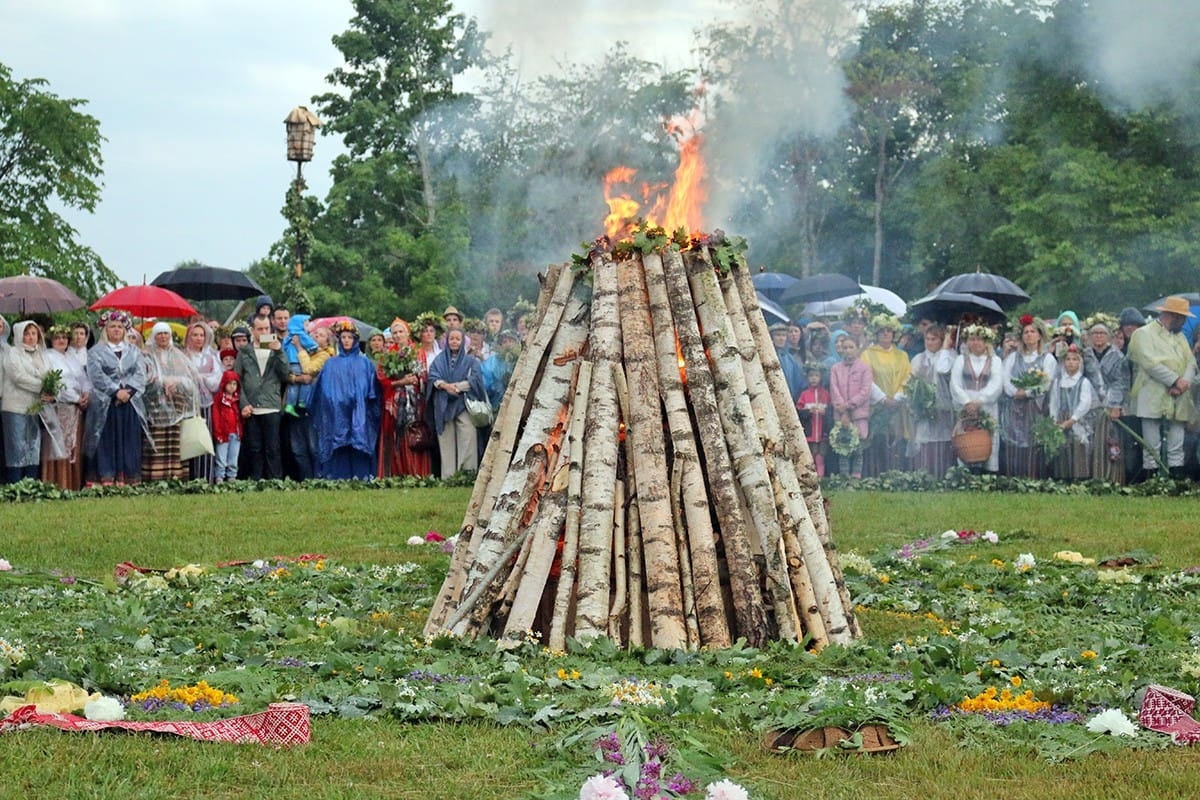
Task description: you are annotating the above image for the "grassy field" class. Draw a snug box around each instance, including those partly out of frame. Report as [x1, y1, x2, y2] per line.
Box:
[1, 486, 1197, 799]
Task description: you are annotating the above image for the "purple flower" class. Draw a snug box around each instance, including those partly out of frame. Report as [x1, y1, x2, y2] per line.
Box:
[667, 773, 696, 794]
[644, 736, 672, 761]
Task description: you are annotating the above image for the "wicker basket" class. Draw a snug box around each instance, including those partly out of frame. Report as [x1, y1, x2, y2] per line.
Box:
[952, 425, 992, 464]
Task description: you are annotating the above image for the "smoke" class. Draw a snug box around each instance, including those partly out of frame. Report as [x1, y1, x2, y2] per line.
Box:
[1079, 0, 1200, 109]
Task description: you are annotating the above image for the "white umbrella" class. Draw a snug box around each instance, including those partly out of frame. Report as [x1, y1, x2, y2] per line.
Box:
[802, 285, 906, 318]
[757, 293, 791, 325]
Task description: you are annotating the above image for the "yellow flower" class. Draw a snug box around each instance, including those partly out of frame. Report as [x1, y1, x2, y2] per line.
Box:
[878, 574, 890, 584]
[991, 659, 1001, 667]
[1081, 650, 1098, 660]
[1010, 676, 1022, 688]
[991, 559, 1006, 569]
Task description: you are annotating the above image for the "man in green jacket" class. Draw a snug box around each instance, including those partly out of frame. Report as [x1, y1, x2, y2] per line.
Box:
[1127, 296, 1198, 478]
[234, 315, 290, 479]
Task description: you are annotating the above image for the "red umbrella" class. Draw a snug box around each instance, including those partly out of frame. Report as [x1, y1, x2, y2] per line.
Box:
[90, 285, 198, 319]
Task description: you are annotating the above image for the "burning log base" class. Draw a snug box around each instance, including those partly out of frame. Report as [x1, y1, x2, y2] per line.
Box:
[425, 233, 860, 651]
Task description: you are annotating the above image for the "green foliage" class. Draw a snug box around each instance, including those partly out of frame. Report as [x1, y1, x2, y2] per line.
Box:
[0, 62, 118, 298]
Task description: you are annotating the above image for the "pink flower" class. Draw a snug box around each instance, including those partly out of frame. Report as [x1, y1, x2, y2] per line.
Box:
[579, 774, 629, 800]
[705, 779, 749, 800]
[0, 558, 11, 572]
[424, 531, 445, 543]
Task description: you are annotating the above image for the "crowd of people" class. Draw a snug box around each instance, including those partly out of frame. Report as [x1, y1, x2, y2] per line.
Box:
[0, 296, 527, 488]
[780, 296, 1200, 483]
[5, 287, 1198, 489]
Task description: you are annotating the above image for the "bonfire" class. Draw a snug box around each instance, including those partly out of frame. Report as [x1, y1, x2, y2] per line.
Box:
[425, 121, 858, 651]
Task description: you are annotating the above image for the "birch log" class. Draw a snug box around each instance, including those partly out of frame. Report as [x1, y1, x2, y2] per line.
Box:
[642, 250, 730, 648]
[574, 254, 623, 639]
[431, 292, 590, 636]
[548, 360, 593, 651]
[726, 261, 859, 641]
[659, 247, 772, 646]
[682, 248, 801, 642]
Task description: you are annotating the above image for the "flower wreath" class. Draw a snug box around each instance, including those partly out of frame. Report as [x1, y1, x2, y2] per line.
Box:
[97, 309, 132, 330]
[961, 323, 997, 343]
[869, 313, 903, 334]
[413, 311, 443, 335]
[46, 324, 72, 339]
[330, 320, 359, 337]
[1082, 312, 1119, 333]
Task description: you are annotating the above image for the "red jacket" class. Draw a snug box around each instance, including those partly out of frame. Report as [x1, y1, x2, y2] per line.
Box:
[212, 372, 243, 443]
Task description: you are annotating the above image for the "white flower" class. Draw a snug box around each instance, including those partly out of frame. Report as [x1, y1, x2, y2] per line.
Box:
[406, 535, 425, 546]
[579, 774, 629, 800]
[940, 530, 958, 540]
[982, 530, 998, 543]
[1086, 708, 1138, 737]
[0, 558, 11, 571]
[706, 779, 750, 800]
[83, 696, 126, 722]
[1014, 553, 1036, 571]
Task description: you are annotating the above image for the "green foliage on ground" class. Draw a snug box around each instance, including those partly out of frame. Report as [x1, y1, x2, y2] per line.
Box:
[3, 486, 1200, 798]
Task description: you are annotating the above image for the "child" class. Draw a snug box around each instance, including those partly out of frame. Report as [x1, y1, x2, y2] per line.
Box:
[1048, 345, 1096, 481]
[829, 335, 873, 478]
[796, 364, 830, 476]
[219, 348, 237, 371]
[212, 370, 243, 482]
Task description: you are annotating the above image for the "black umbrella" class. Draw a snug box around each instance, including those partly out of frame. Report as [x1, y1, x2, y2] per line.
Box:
[151, 265, 265, 302]
[932, 272, 1029, 310]
[778, 273, 863, 305]
[1143, 293, 1200, 314]
[0, 275, 86, 314]
[908, 291, 1006, 325]
[751, 271, 800, 301]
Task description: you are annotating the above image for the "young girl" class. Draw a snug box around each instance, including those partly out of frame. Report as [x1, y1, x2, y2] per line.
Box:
[212, 370, 243, 482]
[1048, 345, 1096, 481]
[829, 335, 873, 478]
[796, 364, 830, 476]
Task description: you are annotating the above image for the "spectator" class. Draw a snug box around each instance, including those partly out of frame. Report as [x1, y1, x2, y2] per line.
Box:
[309, 321, 380, 480]
[84, 311, 150, 486]
[427, 328, 483, 479]
[211, 370, 242, 482]
[770, 323, 806, 405]
[41, 325, 87, 490]
[1126, 296, 1197, 478]
[3, 321, 57, 482]
[796, 363, 830, 476]
[142, 321, 199, 481]
[183, 321, 222, 481]
[1083, 316, 1129, 484]
[234, 315, 289, 480]
[907, 324, 956, 479]
[1047, 345, 1097, 481]
[861, 314, 911, 475]
[950, 324, 1005, 474]
[1000, 315, 1055, 478]
[829, 335, 872, 478]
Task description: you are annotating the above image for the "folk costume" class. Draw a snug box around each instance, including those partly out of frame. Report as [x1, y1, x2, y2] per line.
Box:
[950, 331, 1005, 473]
[85, 312, 152, 484]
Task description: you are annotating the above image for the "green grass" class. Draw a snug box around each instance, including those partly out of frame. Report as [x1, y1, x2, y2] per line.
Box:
[2, 486, 1198, 799]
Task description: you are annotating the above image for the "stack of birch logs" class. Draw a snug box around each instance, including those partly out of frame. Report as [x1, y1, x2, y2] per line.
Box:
[424, 235, 860, 651]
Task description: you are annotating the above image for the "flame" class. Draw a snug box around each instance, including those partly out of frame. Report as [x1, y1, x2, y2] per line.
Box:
[603, 112, 707, 239]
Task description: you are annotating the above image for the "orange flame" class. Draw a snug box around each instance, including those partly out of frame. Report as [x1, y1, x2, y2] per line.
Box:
[603, 112, 707, 239]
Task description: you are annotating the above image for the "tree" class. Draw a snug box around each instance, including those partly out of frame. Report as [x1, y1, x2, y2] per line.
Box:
[0, 62, 118, 299]
[297, 0, 484, 321]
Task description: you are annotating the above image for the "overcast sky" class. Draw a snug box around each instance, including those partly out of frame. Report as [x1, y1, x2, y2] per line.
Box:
[0, 0, 735, 289]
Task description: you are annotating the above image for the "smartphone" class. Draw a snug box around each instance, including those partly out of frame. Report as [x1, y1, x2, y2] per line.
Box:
[259, 334, 276, 345]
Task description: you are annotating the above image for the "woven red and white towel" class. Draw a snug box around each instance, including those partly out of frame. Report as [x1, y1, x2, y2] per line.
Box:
[0, 701, 310, 746]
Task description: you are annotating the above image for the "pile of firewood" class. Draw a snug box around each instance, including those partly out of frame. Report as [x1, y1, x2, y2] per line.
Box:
[424, 235, 859, 651]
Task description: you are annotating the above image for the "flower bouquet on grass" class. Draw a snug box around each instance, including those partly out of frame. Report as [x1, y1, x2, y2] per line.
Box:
[829, 422, 861, 457]
[1011, 368, 1049, 396]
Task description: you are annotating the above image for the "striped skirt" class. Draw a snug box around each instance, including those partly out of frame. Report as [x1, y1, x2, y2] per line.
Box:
[142, 424, 185, 481]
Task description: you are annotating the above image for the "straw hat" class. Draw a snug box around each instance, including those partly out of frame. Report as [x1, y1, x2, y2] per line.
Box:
[442, 305, 463, 321]
[1155, 296, 1195, 318]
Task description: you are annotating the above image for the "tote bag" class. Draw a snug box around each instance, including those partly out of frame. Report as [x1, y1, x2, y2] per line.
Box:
[179, 415, 215, 460]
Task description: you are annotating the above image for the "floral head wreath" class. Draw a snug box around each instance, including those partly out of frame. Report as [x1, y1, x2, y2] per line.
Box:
[1082, 312, 1119, 334]
[330, 320, 360, 337]
[97, 309, 132, 330]
[413, 311, 443, 335]
[869, 313, 902, 334]
[961, 323, 997, 343]
[47, 324, 72, 339]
